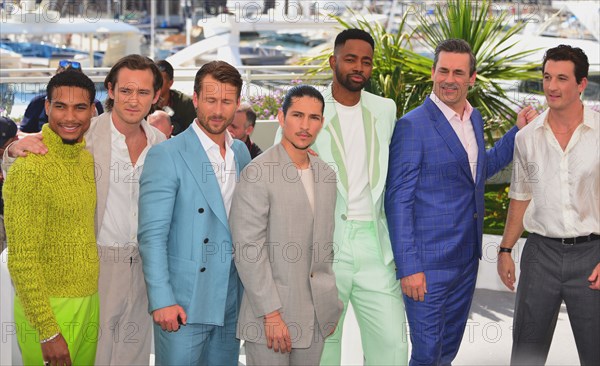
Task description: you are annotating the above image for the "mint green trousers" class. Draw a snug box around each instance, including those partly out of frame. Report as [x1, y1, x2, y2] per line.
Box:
[14, 292, 99, 366]
[320, 221, 408, 366]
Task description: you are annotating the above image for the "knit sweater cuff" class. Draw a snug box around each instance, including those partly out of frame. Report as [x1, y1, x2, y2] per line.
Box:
[38, 321, 61, 341]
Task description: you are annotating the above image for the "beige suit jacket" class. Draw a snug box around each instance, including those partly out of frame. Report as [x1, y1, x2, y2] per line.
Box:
[84, 112, 165, 232]
[230, 144, 343, 348]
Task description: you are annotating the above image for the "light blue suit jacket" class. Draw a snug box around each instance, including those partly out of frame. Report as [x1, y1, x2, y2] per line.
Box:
[138, 125, 251, 325]
[385, 96, 517, 279]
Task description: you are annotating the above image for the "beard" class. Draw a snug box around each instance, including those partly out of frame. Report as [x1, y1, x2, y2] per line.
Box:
[197, 110, 232, 135]
[335, 67, 369, 92]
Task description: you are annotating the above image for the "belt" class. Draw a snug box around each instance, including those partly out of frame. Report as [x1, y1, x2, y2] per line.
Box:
[546, 233, 600, 245]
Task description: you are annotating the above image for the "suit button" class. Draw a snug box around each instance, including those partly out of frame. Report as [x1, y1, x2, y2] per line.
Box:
[473, 213, 478, 219]
[198, 208, 205, 214]
[310, 272, 314, 278]
[341, 214, 347, 221]
[203, 238, 209, 244]
[200, 267, 206, 272]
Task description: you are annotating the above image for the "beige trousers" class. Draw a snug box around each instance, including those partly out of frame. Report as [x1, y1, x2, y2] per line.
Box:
[95, 245, 153, 365]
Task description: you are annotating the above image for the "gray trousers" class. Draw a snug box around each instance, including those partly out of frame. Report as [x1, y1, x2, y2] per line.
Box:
[511, 233, 600, 366]
[245, 316, 325, 366]
[95, 245, 153, 365]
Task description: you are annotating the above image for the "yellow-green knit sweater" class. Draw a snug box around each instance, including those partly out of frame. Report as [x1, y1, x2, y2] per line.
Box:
[4, 124, 98, 340]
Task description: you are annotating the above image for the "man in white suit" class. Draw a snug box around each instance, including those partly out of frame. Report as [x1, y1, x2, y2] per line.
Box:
[231, 85, 343, 365]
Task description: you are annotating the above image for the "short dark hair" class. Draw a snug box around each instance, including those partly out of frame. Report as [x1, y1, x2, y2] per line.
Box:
[47, 69, 96, 104]
[281, 85, 325, 116]
[104, 54, 163, 111]
[237, 102, 257, 127]
[543, 44, 589, 84]
[334, 28, 375, 54]
[433, 39, 477, 76]
[193, 61, 243, 100]
[156, 60, 174, 81]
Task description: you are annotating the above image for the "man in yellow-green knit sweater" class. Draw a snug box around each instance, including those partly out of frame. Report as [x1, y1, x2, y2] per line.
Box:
[4, 70, 99, 366]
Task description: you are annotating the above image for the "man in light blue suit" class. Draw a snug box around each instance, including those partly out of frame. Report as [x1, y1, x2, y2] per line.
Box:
[138, 61, 251, 365]
[385, 39, 535, 366]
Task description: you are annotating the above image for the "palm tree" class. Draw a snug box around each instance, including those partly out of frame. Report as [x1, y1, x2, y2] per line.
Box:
[415, 0, 540, 142]
[303, 0, 541, 144]
[302, 10, 433, 119]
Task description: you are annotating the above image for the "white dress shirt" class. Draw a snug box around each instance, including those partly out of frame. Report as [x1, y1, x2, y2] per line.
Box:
[97, 117, 160, 247]
[431, 93, 479, 181]
[509, 107, 599, 237]
[192, 121, 237, 218]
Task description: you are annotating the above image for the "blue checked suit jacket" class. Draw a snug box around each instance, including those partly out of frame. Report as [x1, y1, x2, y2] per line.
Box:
[385, 96, 517, 279]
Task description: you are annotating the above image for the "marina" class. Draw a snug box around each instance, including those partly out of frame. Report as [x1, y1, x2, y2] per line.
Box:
[1, 1, 598, 365]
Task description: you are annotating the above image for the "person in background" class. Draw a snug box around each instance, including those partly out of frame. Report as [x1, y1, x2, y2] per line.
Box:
[148, 110, 174, 138]
[228, 102, 263, 159]
[156, 59, 197, 136]
[497, 44, 599, 366]
[19, 60, 104, 133]
[4, 70, 99, 366]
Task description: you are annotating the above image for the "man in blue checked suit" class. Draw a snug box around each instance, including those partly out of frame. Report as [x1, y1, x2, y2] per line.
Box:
[385, 39, 536, 366]
[138, 61, 251, 365]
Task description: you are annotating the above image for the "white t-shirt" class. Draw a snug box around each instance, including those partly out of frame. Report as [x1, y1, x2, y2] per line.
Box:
[335, 101, 373, 221]
[299, 168, 315, 214]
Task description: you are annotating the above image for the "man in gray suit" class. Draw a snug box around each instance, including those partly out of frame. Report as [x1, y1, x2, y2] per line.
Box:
[230, 85, 343, 365]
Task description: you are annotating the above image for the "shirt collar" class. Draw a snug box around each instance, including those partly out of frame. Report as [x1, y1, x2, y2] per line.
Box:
[109, 114, 155, 142]
[430, 92, 473, 122]
[192, 119, 234, 153]
[536, 106, 598, 131]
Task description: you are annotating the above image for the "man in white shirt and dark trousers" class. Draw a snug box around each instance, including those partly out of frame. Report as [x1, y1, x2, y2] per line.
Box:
[497, 44, 600, 366]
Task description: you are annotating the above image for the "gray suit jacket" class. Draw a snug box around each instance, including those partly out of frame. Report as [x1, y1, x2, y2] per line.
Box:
[230, 144, 343, 348]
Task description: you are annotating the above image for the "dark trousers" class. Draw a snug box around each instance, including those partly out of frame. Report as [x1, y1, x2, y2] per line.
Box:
[512, 234, 600, 366]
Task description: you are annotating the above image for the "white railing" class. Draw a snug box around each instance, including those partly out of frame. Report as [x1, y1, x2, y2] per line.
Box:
[0, 65, 331, 84]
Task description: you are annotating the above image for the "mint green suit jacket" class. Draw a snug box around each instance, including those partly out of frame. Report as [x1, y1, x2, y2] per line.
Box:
[276, 87, 397, 265]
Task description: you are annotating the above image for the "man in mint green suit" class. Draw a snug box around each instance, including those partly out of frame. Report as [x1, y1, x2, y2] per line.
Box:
[138, 61, 251, 365]
[277, 29, 407, 366]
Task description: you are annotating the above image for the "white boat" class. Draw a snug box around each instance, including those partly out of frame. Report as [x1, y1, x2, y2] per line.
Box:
[0, 0, 142, 67]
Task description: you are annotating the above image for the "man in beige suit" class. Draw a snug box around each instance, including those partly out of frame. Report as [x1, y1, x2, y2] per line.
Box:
[4, 55, 166, 365]
[230, 85, 343, 365]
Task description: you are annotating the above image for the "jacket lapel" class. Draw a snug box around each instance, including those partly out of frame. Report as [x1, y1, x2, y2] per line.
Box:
[426, 98, 474, 183]
[178, 128, 229, 230]
[471, 109, 486, 185]
[86, 113, 112, 233]
[318, 88, 348, 202]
